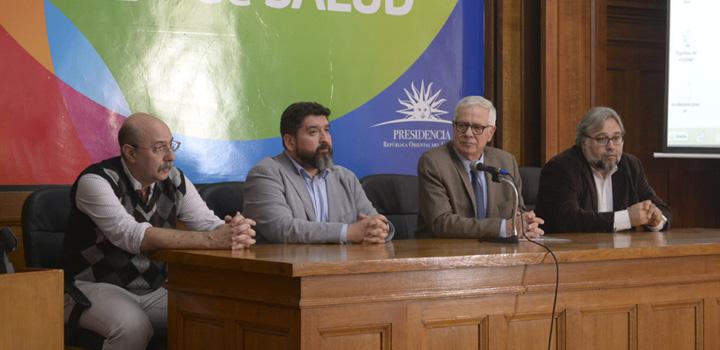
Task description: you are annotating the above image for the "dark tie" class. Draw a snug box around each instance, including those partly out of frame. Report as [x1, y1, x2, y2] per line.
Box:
[136, 187, 150, 203]
[471, 170, 486, 218]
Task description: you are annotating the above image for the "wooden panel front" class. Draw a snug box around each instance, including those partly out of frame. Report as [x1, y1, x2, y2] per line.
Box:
[318, 324, 390, 350]
[648, 301, 702, 350]
[0, 269, 63, 349]
[579, 306, 635, 350]
[159, 235, 720, 349]
[506, 314, 558, 350]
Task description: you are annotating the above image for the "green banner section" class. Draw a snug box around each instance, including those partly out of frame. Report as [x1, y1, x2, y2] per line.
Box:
[52, 0, 456, 140]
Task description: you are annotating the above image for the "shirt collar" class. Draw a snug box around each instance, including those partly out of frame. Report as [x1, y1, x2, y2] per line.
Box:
[285, 151, 331, 179]
[459, 153, 486, 173]
[120, 157, 154, 191]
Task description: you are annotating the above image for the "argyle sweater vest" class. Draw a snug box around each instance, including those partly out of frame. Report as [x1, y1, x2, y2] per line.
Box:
[65, 157, 186, 292]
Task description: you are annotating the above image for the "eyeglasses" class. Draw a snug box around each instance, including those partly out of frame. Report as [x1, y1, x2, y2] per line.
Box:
[132, 140, 181, 155]
[585, 134, 624, 146]
[453, 122, 493, 135]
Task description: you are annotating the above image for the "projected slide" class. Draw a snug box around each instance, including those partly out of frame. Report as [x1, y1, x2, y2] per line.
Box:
[666, 0, 720, 148]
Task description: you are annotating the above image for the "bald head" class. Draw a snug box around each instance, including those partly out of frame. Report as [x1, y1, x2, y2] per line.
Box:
[118, 113, 169, 150]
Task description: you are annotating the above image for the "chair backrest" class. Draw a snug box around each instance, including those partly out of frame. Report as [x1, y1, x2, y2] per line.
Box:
[20, 186, 141, 349]
[21, 186, 72, 269]
[519, 166, 541, 211]
[198, 182, 245, 220]
[361, 174, 421, 240]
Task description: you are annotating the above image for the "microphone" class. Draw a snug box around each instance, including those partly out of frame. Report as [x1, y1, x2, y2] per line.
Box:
[471, 163, 520, 244]
[472, 161, 510, 183]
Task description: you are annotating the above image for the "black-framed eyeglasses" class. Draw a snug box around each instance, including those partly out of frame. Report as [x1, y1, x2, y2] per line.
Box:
[585, 134, 624, 146]
[453, 121, 493, 135]
[132, 139, 181, 155]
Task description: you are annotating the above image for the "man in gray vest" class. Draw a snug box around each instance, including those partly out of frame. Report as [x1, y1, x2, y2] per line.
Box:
[65, 113, 256, 349]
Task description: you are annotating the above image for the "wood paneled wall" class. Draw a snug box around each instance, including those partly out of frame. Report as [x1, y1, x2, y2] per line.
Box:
[604, 0, 720, 228]
[541, 0, 605, 159]
[532, 0, 719, 228]
[487, 0, 541, 166]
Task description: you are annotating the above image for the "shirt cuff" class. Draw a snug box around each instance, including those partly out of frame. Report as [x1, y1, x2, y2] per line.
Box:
[646, 215, 668, 232]
[614, 210, 632, 232]
[340, 224, 348, 243]
[131, 222, 154, 254]
[499, 219, 509, 238]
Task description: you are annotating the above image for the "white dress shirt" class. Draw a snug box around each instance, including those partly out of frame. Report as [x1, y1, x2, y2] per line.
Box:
[75, 159, 224, 254]
[592, 166, 666, 232]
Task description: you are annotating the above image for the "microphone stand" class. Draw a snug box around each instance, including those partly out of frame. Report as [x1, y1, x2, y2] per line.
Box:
[483, 172, 520, 244]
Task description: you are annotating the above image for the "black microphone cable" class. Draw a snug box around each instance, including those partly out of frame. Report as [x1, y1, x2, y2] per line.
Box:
[499, 172, 559, 350]
[518, 203, 559, 350]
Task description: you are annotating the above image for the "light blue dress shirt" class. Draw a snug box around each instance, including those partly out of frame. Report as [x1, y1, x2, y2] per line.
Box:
[287, 154, 349, 242]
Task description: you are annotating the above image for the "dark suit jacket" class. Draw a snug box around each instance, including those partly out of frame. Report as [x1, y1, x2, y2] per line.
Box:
[417, 143, 523, 238]
[536, 145, 672, 233]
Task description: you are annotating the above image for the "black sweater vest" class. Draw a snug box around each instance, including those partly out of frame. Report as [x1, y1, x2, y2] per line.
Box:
[65, 157, 186, 292]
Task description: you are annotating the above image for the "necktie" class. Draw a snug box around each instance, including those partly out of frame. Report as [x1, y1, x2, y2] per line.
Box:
[471, 170, 486, 218]
[136, 187, 150, 203]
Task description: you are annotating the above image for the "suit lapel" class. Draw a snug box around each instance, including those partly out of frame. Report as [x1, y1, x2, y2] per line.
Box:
[575, 146, 599, 212]
[612, 160, 628, 211]
[483, 149, 500, 217]
[584, 167, 599, 212]
[325, 170, 341, 222]
[277, 153, 317, 220]
[447, 143, 478, 214]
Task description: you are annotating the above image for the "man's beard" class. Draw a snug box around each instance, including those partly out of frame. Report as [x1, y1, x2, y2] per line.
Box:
[299, 143, 334, 172]
[587, 151, 619, 173]
[590, 158, 617, 172]
[582, 144, 619, 173]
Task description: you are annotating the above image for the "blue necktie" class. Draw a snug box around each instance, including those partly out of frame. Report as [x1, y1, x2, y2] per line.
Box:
[471, 170, 487, 218]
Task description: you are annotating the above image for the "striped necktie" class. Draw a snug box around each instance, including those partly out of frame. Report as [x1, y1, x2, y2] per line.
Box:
[471, 170, 486, 218]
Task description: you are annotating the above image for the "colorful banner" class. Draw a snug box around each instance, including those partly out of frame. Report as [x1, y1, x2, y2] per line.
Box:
[0, 0, 484, 185]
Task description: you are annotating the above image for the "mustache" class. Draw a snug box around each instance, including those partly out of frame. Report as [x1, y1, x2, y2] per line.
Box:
[159, 162, 173, 171]
[317, 143, 332, 152]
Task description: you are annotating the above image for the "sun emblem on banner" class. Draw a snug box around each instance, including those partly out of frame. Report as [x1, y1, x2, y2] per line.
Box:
[372, 80, 451, 127]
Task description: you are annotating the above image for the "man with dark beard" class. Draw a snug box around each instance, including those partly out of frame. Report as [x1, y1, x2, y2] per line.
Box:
[243, 102, 394, 243]
[536, 106, 671, 233]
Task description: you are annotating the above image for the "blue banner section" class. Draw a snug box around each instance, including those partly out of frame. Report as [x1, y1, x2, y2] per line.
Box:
[333, 0, 484, 179]
[45, 0, 131, 116]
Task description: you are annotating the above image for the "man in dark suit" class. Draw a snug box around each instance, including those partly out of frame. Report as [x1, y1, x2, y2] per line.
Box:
[417, 96, 544, 239]
[536, 106, 671, 233]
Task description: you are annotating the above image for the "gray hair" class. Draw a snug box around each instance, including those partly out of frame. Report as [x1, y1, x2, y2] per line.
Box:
[575, 106, 625, 147]
[453, 96, 497, 125]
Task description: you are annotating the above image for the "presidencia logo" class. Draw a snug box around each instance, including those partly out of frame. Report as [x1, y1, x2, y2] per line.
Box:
[372, 80, 450, 127]
[373, 80, 452, 150]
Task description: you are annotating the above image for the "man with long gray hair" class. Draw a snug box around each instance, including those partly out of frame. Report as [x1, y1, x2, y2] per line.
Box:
[536, 106, 671, 233]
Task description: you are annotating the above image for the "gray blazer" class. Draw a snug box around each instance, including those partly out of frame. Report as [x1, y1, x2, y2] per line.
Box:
[417, 143, 523, 238]
[244, 152, 394, 243]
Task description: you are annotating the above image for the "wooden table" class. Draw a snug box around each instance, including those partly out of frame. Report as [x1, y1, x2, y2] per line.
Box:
[156, 229, 720, 349]
[0, 269, 63, 349]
